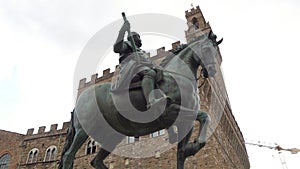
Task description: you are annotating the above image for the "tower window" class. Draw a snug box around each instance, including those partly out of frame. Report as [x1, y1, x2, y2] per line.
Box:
[192, 17, 199, 29]
[0, 153, 10, 169]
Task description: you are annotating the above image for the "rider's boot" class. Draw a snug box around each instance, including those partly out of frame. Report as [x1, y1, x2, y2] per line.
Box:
[142, 69, 167, 109]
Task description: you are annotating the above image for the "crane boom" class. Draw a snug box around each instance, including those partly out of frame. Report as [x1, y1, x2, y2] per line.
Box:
[245, 141, 300, 154]
[245, 140, 300, 169]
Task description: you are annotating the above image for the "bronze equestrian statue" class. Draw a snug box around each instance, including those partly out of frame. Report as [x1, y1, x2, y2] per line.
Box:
[58, 13, 222, 169]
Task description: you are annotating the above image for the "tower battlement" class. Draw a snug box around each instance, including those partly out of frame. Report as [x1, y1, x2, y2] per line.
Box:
[185, 6, 202, 18]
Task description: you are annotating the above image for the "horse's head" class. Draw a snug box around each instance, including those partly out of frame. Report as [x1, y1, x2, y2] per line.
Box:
[189, 30, 223, 78]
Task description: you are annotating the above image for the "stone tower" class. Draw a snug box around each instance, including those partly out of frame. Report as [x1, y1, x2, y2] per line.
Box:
[185, 6, 211, 43]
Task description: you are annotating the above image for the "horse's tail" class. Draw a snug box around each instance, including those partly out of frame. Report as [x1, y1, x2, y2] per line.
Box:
[58, 109, 76, 169]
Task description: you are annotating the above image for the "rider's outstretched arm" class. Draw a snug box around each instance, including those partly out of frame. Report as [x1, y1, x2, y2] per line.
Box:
[113, 21, 130, 53]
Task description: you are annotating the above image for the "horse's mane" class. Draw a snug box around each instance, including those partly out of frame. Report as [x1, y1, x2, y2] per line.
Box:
[159, 44, 188, 67]
[159, 34, 208, 68]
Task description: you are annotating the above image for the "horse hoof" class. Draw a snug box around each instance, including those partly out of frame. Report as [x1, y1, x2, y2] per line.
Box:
[91, 161, 108, 169]
[194, 139, 206, 149]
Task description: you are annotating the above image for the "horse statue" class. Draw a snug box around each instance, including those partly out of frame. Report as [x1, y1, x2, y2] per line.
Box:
[58, 29, 222, 169]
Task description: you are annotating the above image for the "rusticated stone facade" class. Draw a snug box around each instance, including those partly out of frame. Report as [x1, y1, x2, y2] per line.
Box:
[0, 5, 250, 169]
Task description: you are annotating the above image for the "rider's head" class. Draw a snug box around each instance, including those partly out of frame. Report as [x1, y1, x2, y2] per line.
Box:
[127, 31, 142, 48]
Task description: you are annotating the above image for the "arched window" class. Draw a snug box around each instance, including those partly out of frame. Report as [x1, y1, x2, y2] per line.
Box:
[50, 148, 57, 161]
[27, 148, 39, 164]
[28, 152, 33, 163]
[45, 149, 51, 161]
[86, 140, 97, 155]
[44, 145, 57, 162]
[192, 17, 199, 29]
[0, 153, 10, 169]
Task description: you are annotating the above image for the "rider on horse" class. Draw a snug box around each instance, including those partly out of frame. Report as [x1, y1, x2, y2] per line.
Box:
[113, 19, 166, 109]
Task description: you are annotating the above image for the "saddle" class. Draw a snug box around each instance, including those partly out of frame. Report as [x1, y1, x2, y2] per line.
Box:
[111, 67, 165, 112]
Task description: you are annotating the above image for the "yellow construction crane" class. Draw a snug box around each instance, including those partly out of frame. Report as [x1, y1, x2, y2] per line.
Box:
[245, 140, 300, 169]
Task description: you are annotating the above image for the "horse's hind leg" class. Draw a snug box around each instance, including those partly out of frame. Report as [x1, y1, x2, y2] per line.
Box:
[62, 128, 88, 169]
[90, 148, 110, 169]
[91, 133, 124, 169]
[177, 111, 210, 168]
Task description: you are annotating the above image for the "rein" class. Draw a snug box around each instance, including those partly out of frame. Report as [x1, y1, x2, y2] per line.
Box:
[159, 68, 207, 91]
[161, 69, 197, 81]
[198, 78, 207, 89]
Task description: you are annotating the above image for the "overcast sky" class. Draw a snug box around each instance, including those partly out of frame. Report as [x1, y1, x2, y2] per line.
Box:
[0, 0, 300, 168]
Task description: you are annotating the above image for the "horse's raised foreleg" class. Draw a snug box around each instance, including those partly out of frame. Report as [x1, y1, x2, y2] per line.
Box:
[181, 111, 210, 158]
[195, 111, 210, 145]
[177, 125, 193, 169]
[175, 111, 210, 169]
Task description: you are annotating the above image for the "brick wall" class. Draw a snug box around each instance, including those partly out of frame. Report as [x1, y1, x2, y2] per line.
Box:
[0, 130, 24, 169]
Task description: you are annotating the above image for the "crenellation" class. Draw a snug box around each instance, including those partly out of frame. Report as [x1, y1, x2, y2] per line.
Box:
[25, 122, 70, 137]
[172, 41, 181, 50]
[185, 6, 201, 18]
[157, 46, 166, 56]
[37, 126, 46, 134]
[50, 124, 58, 132]
[62, 121, 70, 130]
[103, 68, 111, 76]
[78, 71, 115, 89]
[79, 78, 87, 89]
[91, 73, 98, 83]
[26, 128, 34, 135]
[78, 44, 180, 89]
